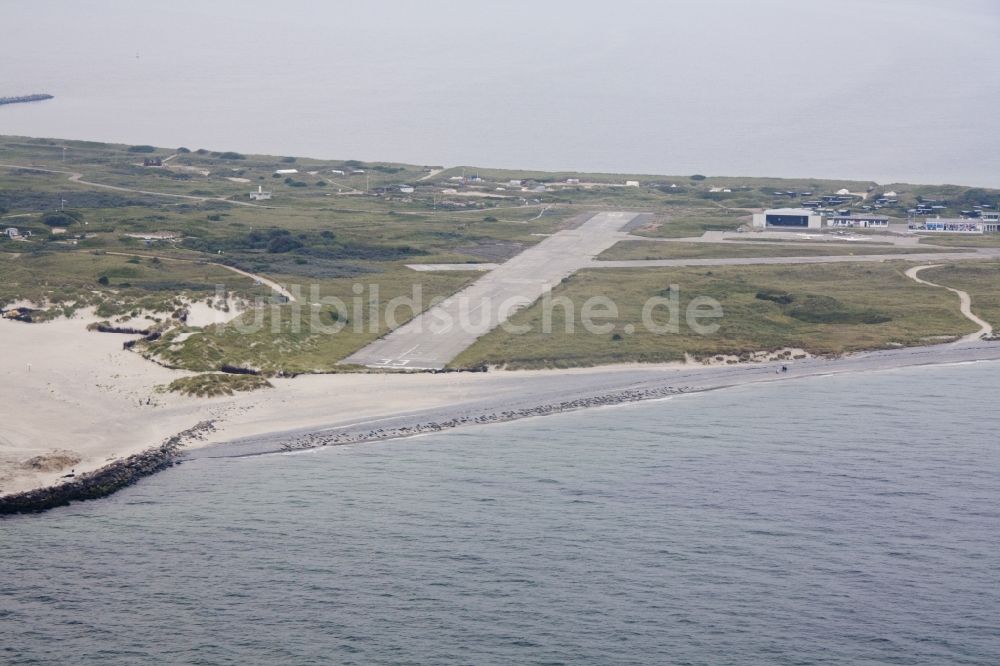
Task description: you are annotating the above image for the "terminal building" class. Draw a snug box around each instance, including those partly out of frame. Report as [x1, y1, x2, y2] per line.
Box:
[920, 218, 984, 234]
[752, 208, 823, 229]
[826, 214, 890, 229]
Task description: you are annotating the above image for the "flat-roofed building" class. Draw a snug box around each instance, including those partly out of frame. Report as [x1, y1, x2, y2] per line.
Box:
[752, 208, 823, 229]
[919, 218, 984, 234]
[981, 211, 999, 232]
[249, 185, 272, 201]
[826, 214, 890, 229]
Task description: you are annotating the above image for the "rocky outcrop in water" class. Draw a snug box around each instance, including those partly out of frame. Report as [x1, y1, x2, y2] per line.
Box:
[0, 94, 54, 106]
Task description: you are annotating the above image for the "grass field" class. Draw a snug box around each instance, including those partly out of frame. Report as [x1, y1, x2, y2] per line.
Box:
[923, 262, 1000, 330]
[137, 268, 479, 374]
[597, 241, 963, 261]
[0, 250, 260, 320]
[917, 235, 1000, 248]
[451, 262, 977, 369]
[629, 210, 751, 238]
[4, 134, 1000, 374]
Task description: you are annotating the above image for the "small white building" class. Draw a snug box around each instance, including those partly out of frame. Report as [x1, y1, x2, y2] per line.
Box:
[508, 179, 522, 186]
[274, 169, 298, 175]
[124, 231, 180, 241]
[752, 208, 823, 229]
[330, 169, 346, 175]
[399, 185, 415, 194]
[826, 214, 889, 229]
[625, 180, 640, 187]
[566, 178, 580, 185]
[4, 227, 19, 238]
[250, 185, 272, 201]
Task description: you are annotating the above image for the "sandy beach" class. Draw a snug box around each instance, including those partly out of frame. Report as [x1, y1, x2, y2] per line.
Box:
[3, 312, 1000, 499]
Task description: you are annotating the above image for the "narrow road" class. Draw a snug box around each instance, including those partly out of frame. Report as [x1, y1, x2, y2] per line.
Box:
[418, 167, 445, 181]
[103, 251, 297, 303]
[905, 265, 992, 343]
[0, 163, 272, 209]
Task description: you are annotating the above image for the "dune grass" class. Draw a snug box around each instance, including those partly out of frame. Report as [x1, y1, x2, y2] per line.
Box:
[160, 373, 273, 397]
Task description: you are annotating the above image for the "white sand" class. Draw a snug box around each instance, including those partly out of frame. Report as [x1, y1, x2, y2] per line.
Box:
[0, 314, 683, 494]
[3, 312, 998, 498]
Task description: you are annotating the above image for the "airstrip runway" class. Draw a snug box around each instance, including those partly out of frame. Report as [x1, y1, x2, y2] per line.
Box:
[343, 211, 640, 369]
[344, 211, 1000, 370]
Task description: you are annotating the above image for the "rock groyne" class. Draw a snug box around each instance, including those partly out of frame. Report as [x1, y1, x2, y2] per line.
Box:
[0, 420, 215, 515]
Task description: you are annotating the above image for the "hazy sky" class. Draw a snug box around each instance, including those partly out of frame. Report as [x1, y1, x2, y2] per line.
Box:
[2, 0, 998, 185]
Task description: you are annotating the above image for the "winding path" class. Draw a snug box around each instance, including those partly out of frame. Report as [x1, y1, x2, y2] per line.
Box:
[906, 265, 993, 343]
[103, 251, 297, 303]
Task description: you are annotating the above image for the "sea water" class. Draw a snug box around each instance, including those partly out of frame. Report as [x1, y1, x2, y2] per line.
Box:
[2, 361, 999, 665]
[1, 0, 999, 186]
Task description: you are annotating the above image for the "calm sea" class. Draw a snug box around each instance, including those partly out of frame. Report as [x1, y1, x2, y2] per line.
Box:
[2, 361, 999, 665]
[1, 0, 999, 186]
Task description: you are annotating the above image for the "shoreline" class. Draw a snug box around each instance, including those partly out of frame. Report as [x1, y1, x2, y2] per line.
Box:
[3, 306, 1000, 514]
[4, 341, 1000, 514]
[191, 341, 1000, 461]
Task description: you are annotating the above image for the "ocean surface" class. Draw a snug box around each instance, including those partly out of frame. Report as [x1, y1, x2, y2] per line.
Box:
[2, 0, 1000, 187]
[2, 361, 999, 665]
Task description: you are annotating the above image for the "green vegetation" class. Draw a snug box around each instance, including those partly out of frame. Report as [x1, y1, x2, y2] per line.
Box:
[0, 250, 259, 321]
[918, 235, 1000, 248]
[598, 241, 961, 261]
[629, 211, 749, 238]
[136, 269, 477, 374]
[159, 373, 273, 397]
[41, 210, 83, 228]
[3, 134, 998, 374]
[923, 262, 1000, 329]
[452, 263, 976, 369]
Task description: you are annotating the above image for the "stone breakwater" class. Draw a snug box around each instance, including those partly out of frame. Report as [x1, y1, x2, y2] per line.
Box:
[0, 420, 215, 515]
[278, 384, 703, 453]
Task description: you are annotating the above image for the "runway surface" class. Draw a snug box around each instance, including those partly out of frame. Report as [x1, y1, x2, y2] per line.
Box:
[343, 211, 640, 369]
